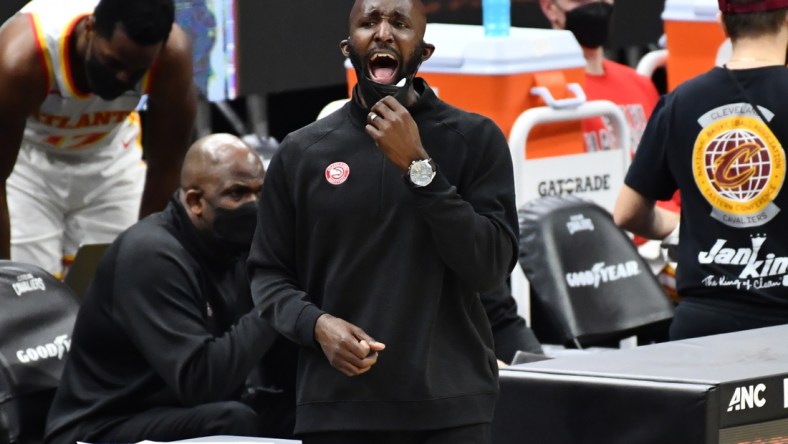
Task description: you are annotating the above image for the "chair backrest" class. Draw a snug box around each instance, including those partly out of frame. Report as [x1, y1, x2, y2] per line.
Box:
[0, 261, 80, 444]
[518, 196, 674, 348]
[64, 243, 109, 301]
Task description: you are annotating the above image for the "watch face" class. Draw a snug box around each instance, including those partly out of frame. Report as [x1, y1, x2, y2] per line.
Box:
[409, 159, 435, 187]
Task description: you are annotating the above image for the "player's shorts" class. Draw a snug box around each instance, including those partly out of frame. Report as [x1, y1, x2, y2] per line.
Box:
[7, 141, 146, 278]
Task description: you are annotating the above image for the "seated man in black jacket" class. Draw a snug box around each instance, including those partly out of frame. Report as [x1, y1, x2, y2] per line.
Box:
[44, 133, 295, 444]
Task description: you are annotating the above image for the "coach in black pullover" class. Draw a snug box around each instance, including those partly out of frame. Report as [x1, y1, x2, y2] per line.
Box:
[248, 2, 518, 441]
[45, 134, 295, 444]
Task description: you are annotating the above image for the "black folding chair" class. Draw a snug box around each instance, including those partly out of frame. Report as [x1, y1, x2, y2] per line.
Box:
[0, 261, 80, 444]
[518, 196, 674, 348]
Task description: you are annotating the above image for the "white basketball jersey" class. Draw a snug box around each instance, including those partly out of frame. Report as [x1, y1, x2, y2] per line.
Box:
[20, 0, 154, 156]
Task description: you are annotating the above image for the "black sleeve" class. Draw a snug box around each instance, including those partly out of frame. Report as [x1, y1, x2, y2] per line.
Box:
[409, 118, 519, 292]
[113, 234, 278, 406]
[248, 145, 325, 349]
[625, 94, 679, 201]
[481, 283, 543, 363]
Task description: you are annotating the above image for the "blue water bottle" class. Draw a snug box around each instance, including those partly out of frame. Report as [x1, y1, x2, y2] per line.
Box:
[483, 0, 511, 37]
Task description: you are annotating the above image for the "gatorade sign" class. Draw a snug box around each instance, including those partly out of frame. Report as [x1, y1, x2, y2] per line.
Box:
[518, 149, 627, 214]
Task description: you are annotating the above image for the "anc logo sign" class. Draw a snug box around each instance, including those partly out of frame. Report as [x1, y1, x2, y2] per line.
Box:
[693, 114, 785, 228]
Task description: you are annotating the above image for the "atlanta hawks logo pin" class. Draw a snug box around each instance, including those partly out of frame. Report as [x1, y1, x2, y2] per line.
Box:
[325, 162, 350, 185]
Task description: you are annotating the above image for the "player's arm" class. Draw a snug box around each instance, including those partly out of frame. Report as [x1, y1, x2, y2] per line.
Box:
[139, 24, 197, 218]
[0, 15, 50, 258]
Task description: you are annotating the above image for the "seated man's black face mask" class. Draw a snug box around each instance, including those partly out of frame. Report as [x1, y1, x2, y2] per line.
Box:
[209, 201, 259, 253]
[346, 39, 426, 108]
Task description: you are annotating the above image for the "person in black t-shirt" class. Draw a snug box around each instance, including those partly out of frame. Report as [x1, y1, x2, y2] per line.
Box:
[614, 0, 788, 340]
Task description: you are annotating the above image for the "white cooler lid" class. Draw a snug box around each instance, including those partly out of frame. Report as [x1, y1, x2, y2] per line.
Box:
[662, 0, 720, 22]
[345, 23, 585, 75]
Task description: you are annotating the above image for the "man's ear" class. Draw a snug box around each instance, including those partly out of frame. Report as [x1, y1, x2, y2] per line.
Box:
[183, 189, 204, 218]
[421, 42, 435, 62]
[85, 14, 96, 38]
[340, 39, 350, 58]
[539, 0, 561, 28]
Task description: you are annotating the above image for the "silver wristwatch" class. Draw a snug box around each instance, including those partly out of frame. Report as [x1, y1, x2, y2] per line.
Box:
[406, 158, 437, 187]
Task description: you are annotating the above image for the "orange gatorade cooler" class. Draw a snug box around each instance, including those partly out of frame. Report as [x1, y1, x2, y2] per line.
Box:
[346, 23, 588, 158]
[662, 0, 727, 91]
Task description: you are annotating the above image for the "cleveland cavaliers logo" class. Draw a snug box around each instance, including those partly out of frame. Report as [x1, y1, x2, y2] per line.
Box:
[693, 112, 785, 228]
[325, 162, 350, 185]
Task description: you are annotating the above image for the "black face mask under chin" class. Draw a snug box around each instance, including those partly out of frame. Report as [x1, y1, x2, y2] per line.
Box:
[348, 41, 424, 109]
[211, 201, 258, 251]
[356, 74, 415, 108]
[564, 2, 614, 49]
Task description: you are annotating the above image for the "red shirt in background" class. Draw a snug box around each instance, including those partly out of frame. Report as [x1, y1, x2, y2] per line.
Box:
[581, 59, 679, 244]
[582, 59, 660, 153]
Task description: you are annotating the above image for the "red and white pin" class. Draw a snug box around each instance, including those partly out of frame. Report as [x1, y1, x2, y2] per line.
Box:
[325, 162, 350, 185]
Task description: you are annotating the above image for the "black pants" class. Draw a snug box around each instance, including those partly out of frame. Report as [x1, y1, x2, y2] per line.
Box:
[80, 401, 261, 443]
[669, 299, 787, 340]
[301, 423, 491, 444]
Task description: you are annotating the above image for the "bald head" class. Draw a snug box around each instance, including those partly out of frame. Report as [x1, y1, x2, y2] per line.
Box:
[179, 133, 265, 236]
[180, 133, 263, 191]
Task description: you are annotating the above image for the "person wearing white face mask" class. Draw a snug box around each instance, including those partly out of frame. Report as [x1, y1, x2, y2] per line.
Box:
[539, 0, 660, 153]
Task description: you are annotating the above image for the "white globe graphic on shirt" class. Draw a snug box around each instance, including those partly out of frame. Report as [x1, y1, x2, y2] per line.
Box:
[704, 128, 771, 202]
